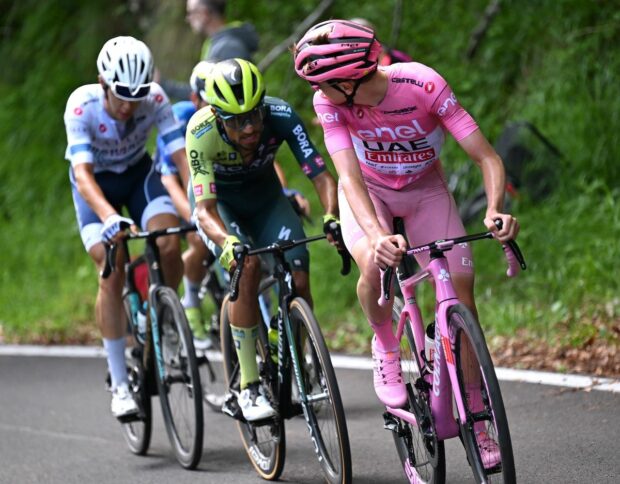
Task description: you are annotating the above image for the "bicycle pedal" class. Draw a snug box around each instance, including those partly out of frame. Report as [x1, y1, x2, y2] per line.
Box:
[116, 410, 143, 424]
[383, 412, 399, 432]
[222, 394, 244, 421]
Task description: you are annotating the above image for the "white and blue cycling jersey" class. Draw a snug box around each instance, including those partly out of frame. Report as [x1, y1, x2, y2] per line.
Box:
[153, 100, 196, 176]
[63, 82, 184, 173]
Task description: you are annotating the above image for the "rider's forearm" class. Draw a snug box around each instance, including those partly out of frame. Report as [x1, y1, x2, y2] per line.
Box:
[171, 149, 190, 191]
[340, 173, 386, 239]
[73, 164, 117, 221]
[331, 149, 386, 239]
[311, 171, 339, 216]
[161, 174, 191, 222]
[479, 153, 506, 214]
[273, 160, 287, 188]
[196, 200, 229, 247]
[458, 130, 507, 214]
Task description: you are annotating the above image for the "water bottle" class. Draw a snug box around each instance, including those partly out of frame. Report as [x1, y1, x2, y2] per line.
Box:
[424, 321, 435, 369]
[268, 317, 279, 364]
[136, 301, 148, 344]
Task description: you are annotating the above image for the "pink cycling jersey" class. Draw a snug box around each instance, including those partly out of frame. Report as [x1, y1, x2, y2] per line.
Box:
[314, 62, 479, 190]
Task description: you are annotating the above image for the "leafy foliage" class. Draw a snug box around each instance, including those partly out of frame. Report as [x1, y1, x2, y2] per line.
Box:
[1, 0, 618, 349]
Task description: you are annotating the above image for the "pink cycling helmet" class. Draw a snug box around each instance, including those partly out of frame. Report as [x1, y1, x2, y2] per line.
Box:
[294, 19, 382, 84]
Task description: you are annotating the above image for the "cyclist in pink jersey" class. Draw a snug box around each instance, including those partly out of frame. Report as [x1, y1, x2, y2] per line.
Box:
[294, 20, 519, 460]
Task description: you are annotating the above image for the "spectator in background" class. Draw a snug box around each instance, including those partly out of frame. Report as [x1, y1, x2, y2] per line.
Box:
[186, 0, 259, 62]
[161, 0, 259, 102]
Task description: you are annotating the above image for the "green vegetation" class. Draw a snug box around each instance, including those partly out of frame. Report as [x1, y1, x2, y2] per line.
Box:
[1, 0, 618, 350]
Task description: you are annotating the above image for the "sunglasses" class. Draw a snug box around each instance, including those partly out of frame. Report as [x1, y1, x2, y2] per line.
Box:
[111, 82, 151, 101]
[217, 105, 266, 131]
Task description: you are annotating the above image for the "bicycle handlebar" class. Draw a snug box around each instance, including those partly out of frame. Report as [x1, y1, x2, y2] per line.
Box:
[228, 233, 349, 302]
[100, 224, 197, 279]
[325, 220, 352, 277]
[378, 222, 527, 306]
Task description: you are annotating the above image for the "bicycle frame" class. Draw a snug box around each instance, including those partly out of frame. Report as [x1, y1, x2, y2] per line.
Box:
[231, 234, 327, 419]
[386, 252, 463, 440]
[106, 225, 197, 381]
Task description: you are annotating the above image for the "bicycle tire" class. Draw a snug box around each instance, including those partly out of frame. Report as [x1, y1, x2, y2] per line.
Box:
[220, 294, 286, 480]
[448, 303, 516, 483]
[391, 298, 446, 483]
[153, 286, 204, 469]
[120, 297, 152, 455]
[289, 297, 352, 484]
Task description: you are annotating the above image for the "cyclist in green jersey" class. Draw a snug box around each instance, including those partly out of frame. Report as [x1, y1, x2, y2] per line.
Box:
[186, 58, 340, 420]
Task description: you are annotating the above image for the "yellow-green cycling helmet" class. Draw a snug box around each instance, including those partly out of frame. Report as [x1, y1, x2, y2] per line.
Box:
[206, 58, 265, 115]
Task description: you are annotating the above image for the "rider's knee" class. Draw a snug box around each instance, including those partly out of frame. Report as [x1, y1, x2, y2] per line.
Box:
[157, 234, 181, 261]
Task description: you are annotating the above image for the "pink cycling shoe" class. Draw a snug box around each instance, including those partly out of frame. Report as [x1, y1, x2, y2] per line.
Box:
[476, 431, 501, 469]
[371, 336, 407, 408]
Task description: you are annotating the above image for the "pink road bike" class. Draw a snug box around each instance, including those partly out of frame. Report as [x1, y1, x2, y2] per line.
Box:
[379, 219, 526, 484]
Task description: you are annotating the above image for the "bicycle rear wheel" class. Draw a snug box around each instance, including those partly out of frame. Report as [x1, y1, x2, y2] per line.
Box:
[220, 294, 286, 480]
[390, 298, 445, 484]
[153, 286, 204, 469]
[290, 297, 352, 484]
[120, 297, 152, 455]
[448, 303, 515, 483]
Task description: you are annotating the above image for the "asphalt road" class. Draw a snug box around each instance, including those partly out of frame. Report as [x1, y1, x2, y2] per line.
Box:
[0, 354, 619, 483]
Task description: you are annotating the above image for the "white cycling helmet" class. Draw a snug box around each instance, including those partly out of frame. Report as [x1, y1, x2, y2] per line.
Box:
[189, 60, 216, 101]
[97, 36, 154, 101]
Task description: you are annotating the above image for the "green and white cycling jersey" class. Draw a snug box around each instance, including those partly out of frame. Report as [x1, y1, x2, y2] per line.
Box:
[186, 96, 327, 271]
[186, 96, 327, 205]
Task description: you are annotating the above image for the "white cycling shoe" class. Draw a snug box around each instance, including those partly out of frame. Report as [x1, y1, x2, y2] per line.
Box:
[238, 382, 276, 421]
[111, 383, 139, 418]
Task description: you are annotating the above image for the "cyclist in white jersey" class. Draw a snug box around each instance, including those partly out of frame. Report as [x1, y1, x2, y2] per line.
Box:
[64, 36, 189, 419]
[294, 20, 519, 465]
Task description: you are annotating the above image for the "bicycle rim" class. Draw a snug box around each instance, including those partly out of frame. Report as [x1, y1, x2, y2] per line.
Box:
[448, 304, 516, 483]
[220, 295, 286, 480]
[120, 298, 152, 455]
[290, 298, 352, 484]
[392, 298, 445, 484]
[154, 286, 204, 469]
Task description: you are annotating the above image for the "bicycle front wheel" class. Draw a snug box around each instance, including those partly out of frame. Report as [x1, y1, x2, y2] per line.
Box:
[198, 263, 230, 412]
[391, 298, 445, 484]
[448, 303, 515, 483]
[290, 297, 352, 484]
[153, 286, 204, 469]
[220, 294, 286, 480]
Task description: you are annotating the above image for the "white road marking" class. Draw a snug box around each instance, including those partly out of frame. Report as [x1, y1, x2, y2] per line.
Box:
[1, 345, 618, 393]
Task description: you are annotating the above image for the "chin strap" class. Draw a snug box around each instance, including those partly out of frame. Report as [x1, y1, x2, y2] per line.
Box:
[329, 78, 364, 107]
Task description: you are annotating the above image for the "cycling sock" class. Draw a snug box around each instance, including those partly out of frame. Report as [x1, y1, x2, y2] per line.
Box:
[103, 337, 128, 389]
[370, 319, 399, 351]
[181, 276, 201, 308]
[230, 324, 260, 389]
